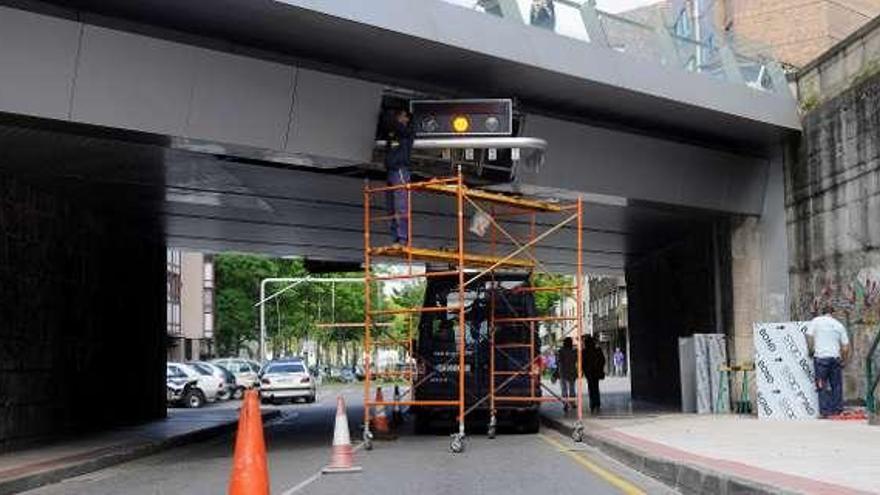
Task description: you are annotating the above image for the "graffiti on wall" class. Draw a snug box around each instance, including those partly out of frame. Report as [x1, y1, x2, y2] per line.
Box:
[796, 269, 880, 326]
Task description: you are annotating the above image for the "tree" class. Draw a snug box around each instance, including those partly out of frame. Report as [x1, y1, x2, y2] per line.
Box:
[532, 273, 571, 315]
[387, 281, 426, 341]
[214, 254, 307, 357]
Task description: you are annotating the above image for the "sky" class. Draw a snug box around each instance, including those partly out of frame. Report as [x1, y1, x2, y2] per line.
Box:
[443, 0, 661, 14]
[595, 0, 661, 13]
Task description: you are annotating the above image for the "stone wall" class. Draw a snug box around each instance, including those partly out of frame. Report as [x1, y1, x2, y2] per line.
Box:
[789, 72, 880, 403]
[0, 172, 166, 448]
[798, 15, 880, 108]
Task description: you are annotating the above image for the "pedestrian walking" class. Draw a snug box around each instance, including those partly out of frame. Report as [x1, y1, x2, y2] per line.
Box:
[806, 304, 850, 418]
[582, 335, 606, 414]
[556, 337, 577, 411]
[545, 351, 557, 380]
[383, 108, 414, 246]
[612, 347, 625, 377]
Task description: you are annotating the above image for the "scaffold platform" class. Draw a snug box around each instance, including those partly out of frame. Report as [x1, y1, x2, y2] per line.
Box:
[369, 245, 535, 269]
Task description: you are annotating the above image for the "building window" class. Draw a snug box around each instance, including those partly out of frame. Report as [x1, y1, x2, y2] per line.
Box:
[167, 249, 182, 336]
[203, 255, 214, 338]
[203, 288, 214, 313]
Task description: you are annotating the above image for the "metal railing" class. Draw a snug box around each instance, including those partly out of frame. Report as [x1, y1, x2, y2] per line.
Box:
[443, 0, 790, 95]
[867, 327, 880, 416]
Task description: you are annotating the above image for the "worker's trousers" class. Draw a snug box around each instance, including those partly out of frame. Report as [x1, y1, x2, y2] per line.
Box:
[386, 167, 410, 244]
[815, 357, 843, 417]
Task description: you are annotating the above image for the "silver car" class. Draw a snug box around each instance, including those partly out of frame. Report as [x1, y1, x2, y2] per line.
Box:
[259, 360, 316, 404]
[211, 358, 261, 399]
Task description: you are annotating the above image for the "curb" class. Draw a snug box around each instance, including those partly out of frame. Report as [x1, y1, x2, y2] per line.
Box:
[539, 413, 797, 495]
[0, 410, 281, 495]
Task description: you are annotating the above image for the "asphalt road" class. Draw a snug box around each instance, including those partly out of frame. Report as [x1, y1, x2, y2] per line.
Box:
[23, 385, 675, 495]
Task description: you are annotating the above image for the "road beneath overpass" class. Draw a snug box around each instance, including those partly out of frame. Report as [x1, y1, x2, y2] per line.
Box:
[21, 385, 672, 495]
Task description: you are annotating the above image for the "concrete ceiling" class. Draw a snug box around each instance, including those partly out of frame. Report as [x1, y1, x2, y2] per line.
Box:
[0, 116, 720, 275]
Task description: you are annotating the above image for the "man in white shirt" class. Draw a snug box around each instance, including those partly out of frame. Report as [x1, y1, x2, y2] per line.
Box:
[806, 305, 850, 417]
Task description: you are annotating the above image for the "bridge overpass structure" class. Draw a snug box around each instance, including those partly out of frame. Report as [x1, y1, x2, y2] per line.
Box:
[0, 0, 799, 445]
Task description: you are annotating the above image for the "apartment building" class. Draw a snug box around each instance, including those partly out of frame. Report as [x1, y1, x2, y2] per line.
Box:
[166, 249, 214, 361]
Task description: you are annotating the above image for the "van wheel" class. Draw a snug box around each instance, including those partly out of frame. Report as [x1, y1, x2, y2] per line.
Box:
[414, 413, 431, 434]
[184, 389, 206, 408]
[521, 412, 540, 434]
[232, 387, 245, 400]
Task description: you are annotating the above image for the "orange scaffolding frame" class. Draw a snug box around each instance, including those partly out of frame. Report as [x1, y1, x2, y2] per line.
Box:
[362, 171, 585, 452]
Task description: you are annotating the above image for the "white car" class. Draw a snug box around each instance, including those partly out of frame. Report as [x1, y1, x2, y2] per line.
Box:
[212, 358, 261, 399]
[189, 361, 235, 400]
[259, 360, 316, 404]
[167, 362, 224, 406]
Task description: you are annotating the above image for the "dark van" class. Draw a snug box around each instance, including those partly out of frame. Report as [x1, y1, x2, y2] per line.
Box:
[412, 271, 541, 433]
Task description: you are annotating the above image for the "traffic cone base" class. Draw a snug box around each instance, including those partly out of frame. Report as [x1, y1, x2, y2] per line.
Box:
[371, 387, 397, 440]
[323, 396, 362, 474]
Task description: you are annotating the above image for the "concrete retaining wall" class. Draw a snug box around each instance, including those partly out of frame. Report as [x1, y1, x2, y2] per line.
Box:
[788, 72, 880, 403]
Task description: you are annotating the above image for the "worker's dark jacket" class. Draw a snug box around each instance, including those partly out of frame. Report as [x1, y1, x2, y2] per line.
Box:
[557, 347, 578, 381]
[582, 346, 606, 380]
[385, 121, 414, 170]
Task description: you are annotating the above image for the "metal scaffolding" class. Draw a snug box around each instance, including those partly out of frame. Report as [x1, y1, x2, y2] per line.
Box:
[362, 171, 585, 452]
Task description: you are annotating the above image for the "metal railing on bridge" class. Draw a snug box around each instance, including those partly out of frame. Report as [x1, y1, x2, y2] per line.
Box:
[443, 0, 790, 96]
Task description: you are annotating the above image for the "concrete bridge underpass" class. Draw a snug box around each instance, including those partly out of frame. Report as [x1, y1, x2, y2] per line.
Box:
[0, 0, 799, 446]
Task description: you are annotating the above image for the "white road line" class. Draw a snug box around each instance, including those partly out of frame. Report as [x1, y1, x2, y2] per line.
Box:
[280, 442, 365, 495]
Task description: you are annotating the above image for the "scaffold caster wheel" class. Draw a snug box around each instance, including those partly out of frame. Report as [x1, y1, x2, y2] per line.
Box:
[572, 422, 585, 443]
[450, 433, 465, 453]
[487, 426, 496, 439]
[363, 429, 374, 451]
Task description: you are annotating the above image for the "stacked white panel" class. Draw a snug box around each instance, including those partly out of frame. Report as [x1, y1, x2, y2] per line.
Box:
[753, 322, 819, 420]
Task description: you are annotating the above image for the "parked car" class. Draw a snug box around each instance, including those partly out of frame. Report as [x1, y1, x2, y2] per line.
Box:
[259, 359, 316, 404]
[167, 363, 208, 408]
[190, 361, 236, 400]
[167, 362, 223, 407]
[339, 368, 357, 383]
[167, 366, 199, 407]
[212, 358, 261, 399]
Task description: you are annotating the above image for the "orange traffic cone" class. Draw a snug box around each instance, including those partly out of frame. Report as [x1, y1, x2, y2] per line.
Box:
[228, 389, 269, 495]
[372, 387, 394, 439]
[323, 396, 362, 474]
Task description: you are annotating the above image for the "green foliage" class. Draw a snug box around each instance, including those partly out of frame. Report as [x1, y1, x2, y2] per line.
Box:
[214, 254, 309, 356]
[799, 93, 820, 113]
[213, 252, 572, 362]
[386, 281, 426, 341]
[214, 253, 375, 358]
[215, 254, 300, 356]
[532, 273, 571, 315]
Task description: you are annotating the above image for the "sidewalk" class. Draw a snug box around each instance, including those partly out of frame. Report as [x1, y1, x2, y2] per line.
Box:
[541, 385, 880, 495]
[0, 406, 280, 495]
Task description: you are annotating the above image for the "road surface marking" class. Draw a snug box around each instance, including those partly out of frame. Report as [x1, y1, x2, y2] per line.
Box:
[538, 433, 645, 495]
[280, 442, 365, 495]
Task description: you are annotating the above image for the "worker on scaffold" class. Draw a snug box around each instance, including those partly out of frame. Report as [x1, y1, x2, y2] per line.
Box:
[384, 108, 414, 247]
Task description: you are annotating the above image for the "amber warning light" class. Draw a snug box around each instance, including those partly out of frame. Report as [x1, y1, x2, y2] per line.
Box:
[410, 99, 513, 137]
[451, 115, 470, 133]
